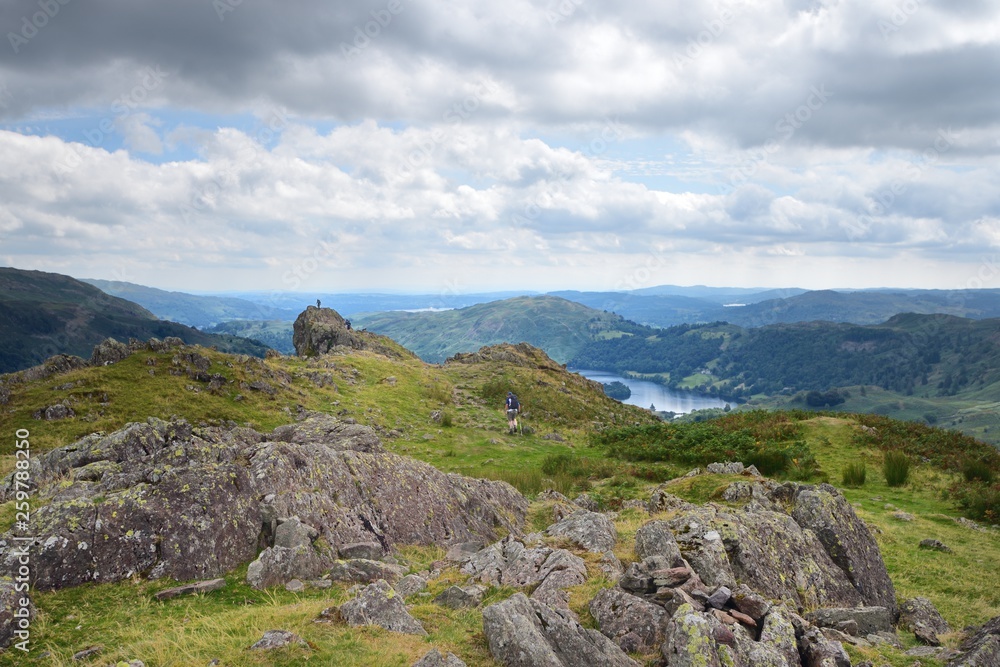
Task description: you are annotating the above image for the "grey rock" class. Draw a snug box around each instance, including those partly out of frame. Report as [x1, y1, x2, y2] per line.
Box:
[900, 596, 950, 646]
[462, 537, 587, 607]
[153, 578, 226, 600]
[285, 579, 305, 592]
[482, 593, 640, 667]
[707, 585, 732, 610]
[338, 542, 384, 560]
[597, 551, 624, 582]
[707, 462, 745, 475]
[800, 626, 851, 667]
[340, 580, 427, 636]
[271, 413, 384, 453]
[633, 520, 685, 567]
[662, 605, 727, 667]
[0, 578, 34, 649]
[293, 306, 413, 359]
[788, 483, 898, 617]
[731, 583, 772, 624]
[589, 586, 668, 653]
[274, 517, 319, 549]
[919, 538, 953, 553]
[72, 645, 103, 660]
[573, 493, 599, 511]
[545, 510, 618, 553]
[90, 337, 131, 366]
[328, 558, 407, 584]
[806, 607, 894, 637]
[648, 487, 697, 514]
[434, 585, 486, 609]
[35, 403, 75, 421]
[948, 615, 1000, 667]
[395, 574, 428, 598]
[0, 417, 525, 591]
[249, 629, 308, 650]
[247, 546, 327, 589]
[413, 648, 467, 667]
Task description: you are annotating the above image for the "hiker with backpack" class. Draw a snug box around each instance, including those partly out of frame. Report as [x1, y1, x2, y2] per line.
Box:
[505, 391, 520, 435]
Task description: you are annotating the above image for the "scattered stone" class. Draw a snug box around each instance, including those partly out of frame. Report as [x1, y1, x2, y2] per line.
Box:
[33, 403, 76, 421]
[573, 493, 599, 511]
[590, 586, 669, 653]
[542, 432, 565, 442]
[892, 511, 916, 522]
[900, 597, 950, 646]
[412, 648, 467, 667]
[728, 609, 757, 628]
[72, 645, 102, 660]
[462, 536, 587, 608]
[799, 626, 851, 667]
[249, 629, 308, 651]
[947, 614, 1000, 666]
[707, 462, 745, 475]
[153, 578, 226, 601]
[648, 486, 697, 514]
[954, 517, 986, 532]
[597, 551, 624, 582]
[482, 593, 640, 667]
[730, 584, 772, 624]
[445, 541, 484, 563]
[707, 585, 732, 610]
[339, 580, 427, 636]
[285, 579, 305, 592]
[919, 539, 952, 553]
[545, 509, 618, 553]
[90, 337, 131, 366]
[434, 585, 486, 609]
[652, 566, 692, 588]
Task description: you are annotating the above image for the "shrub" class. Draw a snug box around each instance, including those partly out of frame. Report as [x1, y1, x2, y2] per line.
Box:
[962, 458, 995, 484]
[541, 452, 574, 476]
[952, 481, 1000, 523]
[883, 451, 911, 487]
[842, 461, 867, 488]
[439, 411, 453, 428]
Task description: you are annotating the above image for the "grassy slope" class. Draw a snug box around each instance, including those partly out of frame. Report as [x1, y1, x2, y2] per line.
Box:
[1, 350, 998, 666]
[353, 295, 633, 364]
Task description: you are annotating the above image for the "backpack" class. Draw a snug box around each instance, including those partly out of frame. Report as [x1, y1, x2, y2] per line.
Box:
[507, 394, 519, 410]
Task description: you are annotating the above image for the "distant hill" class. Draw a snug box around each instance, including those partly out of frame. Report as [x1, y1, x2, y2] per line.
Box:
[353, 295, 642, 363]
[710, 289, 1000, 327]
[205, 320, 295, 354]
[83, 279, 300, 329]
[570, 313, 1000, 400]
[0, 268, 270, 373]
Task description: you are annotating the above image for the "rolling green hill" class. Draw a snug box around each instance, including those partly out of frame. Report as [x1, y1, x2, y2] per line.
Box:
[205, 319, 296, 354]
[83, 279, 299, 328]
[353, 295, 643, 364]
[0, 268, 270, 373]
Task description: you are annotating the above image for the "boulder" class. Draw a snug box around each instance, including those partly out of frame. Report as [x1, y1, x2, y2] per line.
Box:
[90, 337, 132, 366]
[445, 541, 485, 564]
[707, 462, 745, 475]
[413, 649, 467, 667]
[633, 520, 685, 567]
[0, 418, 526, 591]
[328, 559, 407, 585]
[153, 578, 226, 600]
[545, 510, 618, 553]
[948, 615, 1000, 667]
[589, 586, 669, 653]
[274, 517, 319, 549]
[434, 585, 487, 609]
[270, 414, 384, 453]
[900, 597, 950, 646]
[337, 542, 385, 560]
[339, 580, 427, 636]
[482, 593, 640, 667]
[786, 483, 898, 618]
[292, 306, 412, 359]
[799, 626, 851, 667]
[247, 546, 327, 589]
[805, 607, 894, 637]
[395, 574, 428, 598]
[661, 604, 728, 667]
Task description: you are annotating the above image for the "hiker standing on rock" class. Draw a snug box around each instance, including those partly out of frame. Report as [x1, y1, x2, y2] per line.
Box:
[505, 391, 520, 435]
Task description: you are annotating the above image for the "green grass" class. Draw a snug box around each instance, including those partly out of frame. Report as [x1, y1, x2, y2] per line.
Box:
[842, 461, 867, 488]
[883, 451, 912, 487]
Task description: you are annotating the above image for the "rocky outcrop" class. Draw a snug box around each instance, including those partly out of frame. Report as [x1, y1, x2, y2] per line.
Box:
[948, 615, 1000, 667]
[0, 415, 526, 591]
[413, 649, 467, 667]
[462, 536, 587, 609]
[590, 586, 669, 653]
[482, 593, 640, 667]
[292, 306, 413, 359]
[90, 337, 131, 366]
[247, 546, 328, 589]
[339, 580, 427, 636]
[445, 342, 565, 371]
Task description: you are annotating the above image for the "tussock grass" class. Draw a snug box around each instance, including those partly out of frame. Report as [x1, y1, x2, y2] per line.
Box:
[883, 451, 912, 487]
[842, 461, 867, 488]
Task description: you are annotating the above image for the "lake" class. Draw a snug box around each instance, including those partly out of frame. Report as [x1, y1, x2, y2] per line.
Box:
[570, 368, 731, 414]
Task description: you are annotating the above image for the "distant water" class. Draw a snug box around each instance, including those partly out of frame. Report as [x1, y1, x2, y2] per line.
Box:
[571, 368, 730, 414]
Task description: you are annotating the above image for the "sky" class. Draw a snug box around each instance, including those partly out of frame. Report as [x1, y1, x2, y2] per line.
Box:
[1, 0, 999, 295]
